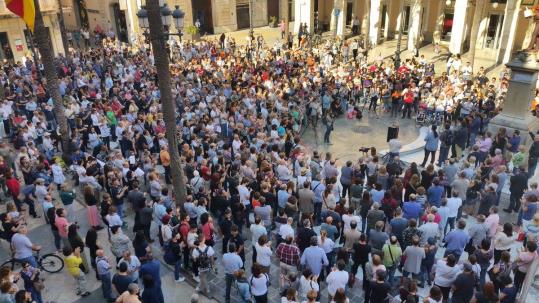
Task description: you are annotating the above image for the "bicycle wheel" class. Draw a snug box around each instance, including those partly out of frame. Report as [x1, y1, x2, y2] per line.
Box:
[0, 259, 16, 271]
[39, 254, 64, 273]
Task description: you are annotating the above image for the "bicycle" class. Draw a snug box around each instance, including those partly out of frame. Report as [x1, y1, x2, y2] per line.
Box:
[1, 250, 64, 273]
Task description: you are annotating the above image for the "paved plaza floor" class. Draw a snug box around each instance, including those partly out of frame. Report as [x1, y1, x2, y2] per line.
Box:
[0, 24, 520, 303]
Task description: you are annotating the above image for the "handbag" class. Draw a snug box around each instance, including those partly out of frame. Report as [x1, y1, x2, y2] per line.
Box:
[464, 238, 475, 254]
[33, 279, 45, 292]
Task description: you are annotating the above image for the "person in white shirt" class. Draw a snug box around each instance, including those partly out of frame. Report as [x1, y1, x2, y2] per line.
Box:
[255, 235, 272, 271]
[446, 193, 462, 234]
[485, 207, 500, 239]
[419, 214, 440, 245]
[279, 217, 295, 240]
[237, 179, 251, 207]
[249, 263, 270, 301]
[341, 208, 361, 232]
[192, 234, 215, 295]
[299, 270, 320, 302]
[326, 260, 349, 299]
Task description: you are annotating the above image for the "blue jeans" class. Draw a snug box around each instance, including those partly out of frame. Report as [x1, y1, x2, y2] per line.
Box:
[17, 256, 37, 268]
[99, 272, 113, 300]
[29, 287, 43, 303]
[444, 217, 456, 236]
[437, 146, 450, 166]
[225, 273, 235, 303]
[174, 259, 184, 280]
[116, 203, 124, 218]
[419, 261, 434, 285]
[386, 265, 397, 287]
[52, 230, 61, 250]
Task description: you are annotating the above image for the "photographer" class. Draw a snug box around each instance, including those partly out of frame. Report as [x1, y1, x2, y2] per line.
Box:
[20, 261, 44, 303]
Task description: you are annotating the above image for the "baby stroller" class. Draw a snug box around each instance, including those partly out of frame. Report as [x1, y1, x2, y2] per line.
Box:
[415, 110, 426, 126]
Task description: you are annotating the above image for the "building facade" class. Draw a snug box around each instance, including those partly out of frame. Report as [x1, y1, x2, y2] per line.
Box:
[60, 0, 294, 42]
[298, 0, 537, 65]
[0, 0, 65, 62]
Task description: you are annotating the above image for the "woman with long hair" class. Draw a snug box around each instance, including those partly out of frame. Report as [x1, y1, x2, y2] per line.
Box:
[489, 250, 512, 293]
[83, 185, 102, 230]
[68, 224, 90, 274]
[359, 191, 373, 233]
[322, 184, 336, 210]
[493, 223, 515, 264]
[85, 227, 101, 279]
[404, 174, 420, 202]
[471, 282, 499, 303]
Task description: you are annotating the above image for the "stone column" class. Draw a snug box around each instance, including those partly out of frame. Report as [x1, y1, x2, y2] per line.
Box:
[496, 0, 522, 64]
[449, 0, 468, 54]
[407, 0, 422, 51]
[386, 0, 401, 39]
[432, 0, 445, 43]
[361, 0, 370, 45]
[488, 56, 539, 145]
[369, 0, 380, 46]
[294, 0, 314, 34]
[330, 0, 347, 37]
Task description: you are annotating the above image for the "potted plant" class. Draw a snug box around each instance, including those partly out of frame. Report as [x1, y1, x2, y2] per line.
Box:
[186, 25, 200, 41]
[269, 16, 277, 28]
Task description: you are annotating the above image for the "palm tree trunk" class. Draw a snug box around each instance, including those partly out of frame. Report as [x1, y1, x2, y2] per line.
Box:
[56, 0, 70, 60]
[33, 0, 70, 159]
[468, 0, 486, 70]
[147, 0, 187, 207]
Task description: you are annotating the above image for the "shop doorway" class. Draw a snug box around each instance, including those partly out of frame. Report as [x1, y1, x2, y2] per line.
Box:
[192, 0, 213, 34]
[0, 32, 13, 61]
[442, 12, 454, 41]
[483, 14, 504, 49]
[236, 1, 250, 30]
[111, 3, 128, 43]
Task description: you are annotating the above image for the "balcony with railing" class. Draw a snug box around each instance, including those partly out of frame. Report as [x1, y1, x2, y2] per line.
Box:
[0, 0, 59, 16]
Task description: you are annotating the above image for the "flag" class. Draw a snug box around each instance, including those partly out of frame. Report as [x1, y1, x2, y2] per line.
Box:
[5, 0, 36, 32]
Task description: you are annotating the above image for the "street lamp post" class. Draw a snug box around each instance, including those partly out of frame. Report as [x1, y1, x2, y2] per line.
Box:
[249, 0, 255, 38]
[394, 1, 406, 69]
[137, 0, 187, 208]
[137, 3, 185, 45]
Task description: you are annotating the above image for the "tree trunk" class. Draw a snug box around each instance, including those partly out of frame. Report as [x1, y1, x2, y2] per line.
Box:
[147, 0, 187, 208]
[33, 0, 70, 159]
[56, 0, 70, 60]
[468, 0, 486, 71]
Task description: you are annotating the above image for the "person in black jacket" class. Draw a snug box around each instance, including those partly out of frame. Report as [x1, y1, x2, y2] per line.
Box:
[505, 165, 528, 213]
[296, 219, 316, 253]
[528, 132, 539, 178]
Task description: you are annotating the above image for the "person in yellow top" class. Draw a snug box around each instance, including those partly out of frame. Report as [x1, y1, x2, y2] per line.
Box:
[63, 246, 90, 297]
[159, 145, 171, 184]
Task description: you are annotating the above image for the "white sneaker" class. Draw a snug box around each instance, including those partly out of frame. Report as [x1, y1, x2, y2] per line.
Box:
[195, 286, 201, 292]
[175, 276, 185, 282]
[193, 276, 200, 283]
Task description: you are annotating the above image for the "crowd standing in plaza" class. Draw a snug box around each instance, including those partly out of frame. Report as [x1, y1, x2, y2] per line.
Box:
[0, 24, 537, 303]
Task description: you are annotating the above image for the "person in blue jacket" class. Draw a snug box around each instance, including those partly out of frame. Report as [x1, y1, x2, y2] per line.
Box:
[421, 125, 439, 167]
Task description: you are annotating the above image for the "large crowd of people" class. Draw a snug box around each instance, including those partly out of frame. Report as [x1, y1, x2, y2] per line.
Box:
[0, 25, 537, 303]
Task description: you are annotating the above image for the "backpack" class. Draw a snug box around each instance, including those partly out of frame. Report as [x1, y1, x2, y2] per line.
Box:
[196, 246, 211, 270]
[163, 244, 177, 265]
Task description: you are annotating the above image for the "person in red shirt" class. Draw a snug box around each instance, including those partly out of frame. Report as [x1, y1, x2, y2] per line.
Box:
[5, 169, 21, 209]
[420, 206, 442, 224]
